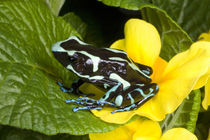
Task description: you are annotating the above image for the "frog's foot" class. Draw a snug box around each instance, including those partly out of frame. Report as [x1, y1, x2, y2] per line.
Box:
[57, 82, 94, 97]
[57, 82, 73, 93]
[66, 97, 118, 112]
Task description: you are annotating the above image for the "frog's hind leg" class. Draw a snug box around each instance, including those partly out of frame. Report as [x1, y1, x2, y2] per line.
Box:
[58, 79, 94, 97]
[65, 82, 123, 112]
[112, 83, 159, 113]
[99, 82, 123, 102]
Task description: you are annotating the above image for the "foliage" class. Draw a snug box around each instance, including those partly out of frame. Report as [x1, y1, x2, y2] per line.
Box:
[0, 0, 209, 139]
[0, 0, 120, 136]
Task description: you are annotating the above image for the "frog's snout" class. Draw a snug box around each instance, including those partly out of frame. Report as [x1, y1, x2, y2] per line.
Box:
[52, 42, 65, 52]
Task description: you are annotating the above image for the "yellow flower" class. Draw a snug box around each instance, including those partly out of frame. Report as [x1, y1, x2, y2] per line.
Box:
[89, 119, 197, 140]
[198, 31, 210, 110]
[199, 31, 210, 41]
[90, 19, 210, 124]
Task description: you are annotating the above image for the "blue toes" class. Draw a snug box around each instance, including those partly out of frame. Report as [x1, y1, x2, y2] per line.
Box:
[66, 99, 95, 105]
[60, 87, 67, 92]
[72, 107, 79, 112]
[77, 98, 96, 102]
[111, 104, 136, 113]
[66, 99, 76, 103]
[58, 82, 73, 93]
[57, 81, 63, 87]
[72, 106, 102, 112]
[60, 87, 73, 93]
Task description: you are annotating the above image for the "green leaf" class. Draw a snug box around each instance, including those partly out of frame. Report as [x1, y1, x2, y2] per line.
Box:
[152, 0, 210, 41]
[0, 0, 120, 135]
[195, 110, 210, 140]
[62, 12, 87, 39]
[42, 0, 65, 16]
[0, 125, 90, 140]
[160, 90, 201, 133]
[98, 0, 151, 10]
[52, 134, 89, 140]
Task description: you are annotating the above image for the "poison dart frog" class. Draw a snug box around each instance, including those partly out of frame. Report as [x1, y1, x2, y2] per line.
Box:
[52, 36, 159, 113]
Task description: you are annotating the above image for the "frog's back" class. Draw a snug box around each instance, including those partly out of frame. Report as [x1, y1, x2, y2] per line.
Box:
[52, 36, 152, 87]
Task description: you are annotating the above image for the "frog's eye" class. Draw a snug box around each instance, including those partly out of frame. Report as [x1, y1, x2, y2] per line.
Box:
[75, 62, 85, 73]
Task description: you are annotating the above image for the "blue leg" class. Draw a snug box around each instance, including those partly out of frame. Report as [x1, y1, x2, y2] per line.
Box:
[112, 84, 158, 113]
[57, 81, 73, 93]
[99, 82, 122, 101]
[65, 82, 123, 112]
[73, 106, 103, 112]
[57, 80, 95, 97]
[111, 94, 154, 113]
[66, 98, 118, 107]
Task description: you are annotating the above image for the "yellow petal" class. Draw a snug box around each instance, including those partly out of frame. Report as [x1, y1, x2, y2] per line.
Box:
[110, 39, 125, 50]
[132, 120, 161, 140]
[89, 125, 132, 140]
[134, 41, 210, 121]
[202, 78, 210, 110]
[134, 99, 166, 121]
[134, 137, 158, 140]
[193, 68, 210, 89]
[123, 19, 161, 67]
[89, 119, 161, 140]
[110, 19, 161, 67]
[198, 31, 210, 110]
[91, 108, 136, 124]
[199, 30, 210, 41]
[160, 128, 198, 140]
[155, 41, 210, 114]
[151, 57, 168, 83]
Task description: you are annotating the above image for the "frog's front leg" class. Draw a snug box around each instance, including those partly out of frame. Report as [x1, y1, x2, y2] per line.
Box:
[66, 82, 123, 112]
[112, 83, 159, 113]
[58, 79, 94, 97]
[72, 106, 103, 112]
[66, 97, 117, 107]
